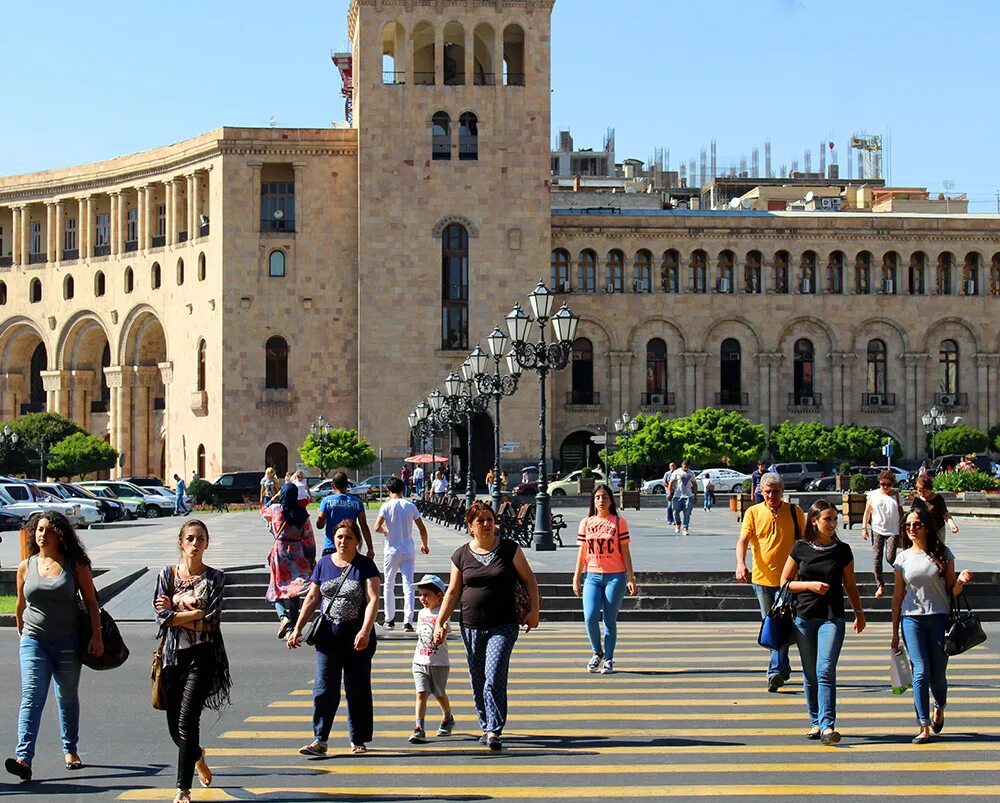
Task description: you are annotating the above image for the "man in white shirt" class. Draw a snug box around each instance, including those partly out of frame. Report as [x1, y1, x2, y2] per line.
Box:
[413, 465, 425, 498]
[662, 461, 677, 527]
[374, 477, 429, 630]
[668, 459, 697, 535]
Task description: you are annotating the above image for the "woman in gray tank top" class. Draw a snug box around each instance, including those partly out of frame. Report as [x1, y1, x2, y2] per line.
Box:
[6, 512, 103, 782]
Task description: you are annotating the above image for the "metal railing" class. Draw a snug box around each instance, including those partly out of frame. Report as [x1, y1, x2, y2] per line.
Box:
[0, 256, 11, 267]
[124, 240, 138, 253]
[199, 222, 210, 238]
[151, 235, 166, 248]
[61, 249, 78, 261]
[382, 71, 406, 84]
[860, 392, 896, 407]
[413, 72, 435, 85]
[28, 253, 47, 265]
[474, 72, 496, 86]
[93, 244, 111, 257]
[178, 230, 188, 243]
[260, 219, 296, 233]
[19, 402, 44, 415]
[934, 392, 968, 407]
[715, 391, 749, 407]
[90, 400, 109, 413]
[154, 397, 166, 411]
[641, 392, 675, 406]
[566, 391, 600, 405]
[444, 72, 465, 86]
[787, 392, 822, 407]
[504, 73, 526, 86]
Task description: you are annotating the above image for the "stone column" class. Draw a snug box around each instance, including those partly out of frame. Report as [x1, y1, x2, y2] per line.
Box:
[117, 190, 128, 252]
[464, 26, 473, 85]
[680, 352, 708, 412]
[45, 203, 55, 261]
[137, 186, 147, 251]
[54, 202, 64, 262]
[69, 370, 93, 431]
[10, 207, 20, 265]
[754, 353, 783, 432]
[974, 353, 1000, 433]
[434, 28, 444, 86]
[902, 353, 928, 457]
[83, 197, 94, 258]
[190, 174, 201, 238]
[77, 198, 86, 254]
[40, 371, 69, 417]
[105, 367, 125, 477]
[185, 175, 195, 239]
[608, 350, 635, 419]
[18, 206, 29, 265]
[109, 193, 119, 256]
[165, 180, 175, 246]
[133, 366, 159, 475]
[829, 352, 856, 427]
[292, 163, 306, 232]
[248, 162, 263, 233]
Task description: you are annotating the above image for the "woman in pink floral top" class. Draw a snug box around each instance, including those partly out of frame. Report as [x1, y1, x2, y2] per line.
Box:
[262, 482, 316, 639]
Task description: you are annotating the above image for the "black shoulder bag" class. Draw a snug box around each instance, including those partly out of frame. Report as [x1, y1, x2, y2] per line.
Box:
[944, 591, 987, 656]
[74, 562, 130, 670]
[303, 563, 351, 646]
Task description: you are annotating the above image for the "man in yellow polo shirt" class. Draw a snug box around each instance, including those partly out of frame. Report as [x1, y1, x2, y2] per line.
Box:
[736, 472, 805, 692]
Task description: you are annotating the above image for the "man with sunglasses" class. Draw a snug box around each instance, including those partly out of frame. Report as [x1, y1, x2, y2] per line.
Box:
[861, 469, 903, 598]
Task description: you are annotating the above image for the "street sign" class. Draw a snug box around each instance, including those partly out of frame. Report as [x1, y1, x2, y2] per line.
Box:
[501, 442, 518, 453]
[590, 435, 607, 445]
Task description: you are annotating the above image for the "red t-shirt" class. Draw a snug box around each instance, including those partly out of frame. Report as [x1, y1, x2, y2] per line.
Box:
[577, 514, 630, 574]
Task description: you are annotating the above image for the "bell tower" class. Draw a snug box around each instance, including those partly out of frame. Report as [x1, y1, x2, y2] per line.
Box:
[349, 0, 555, 455]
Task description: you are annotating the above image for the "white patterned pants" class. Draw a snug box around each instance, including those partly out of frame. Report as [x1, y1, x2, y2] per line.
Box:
[382, 551, 415, 625]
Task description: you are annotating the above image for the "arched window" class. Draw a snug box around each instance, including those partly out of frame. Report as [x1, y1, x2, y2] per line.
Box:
[882, 251, 899, 293]
[196, 339, 207, 392]
[717, 250, 734, 293]
[940, 340, 959, 395]
[991, 253, 1000, 296]
[828, 251, 844, 294]
[198, 252, 206, 282]
[63, 275, 74, 300]
[411, 21, 435, 85]
[570, 338, 594, 404]
[98, 343, 111, 412]
[720, 338, 742, 406]
[691, 250, 707, 293]
[29, 343, 46, 411]
[432, 111, 451, 161]
[381, 21, 405, 84]
[793, 339, 815, 404]
[268, 250, 286, 278]
[441, 223, 468, 350]
[744, 250, 762, 294]
[176, 258, 184, 286]
[124, 266, 134, 294]
[458, 112, 478, 161]
[866, 339, 887, 395]
[606, 249, 625, 292]
[443, 21, 466, 85]
[633, 250, 652, 293]
[151, 262, 161, 290]
[472, 23, 496, 85]
[265, 442, 288, 477]
[909, 252, 926, 295]
[964, 252, 980, 295]
[661, 249, 680, 293]
[774, 250, 789, 293]
[855, 251, 872, 294]
[94, 271, 106, 297]
[578, 249, 597, 293]
[29, 278, 41, 303]
[0, 281, 6, 305]
[645, 338, 667, 404]
[265, 336, 289, 389]
[196, 444, 206, 479]
[800, 251, 817, 294]
[938, 252, 954, 295]
[551, 249, 570, 291]
[502, 24, 525, 86]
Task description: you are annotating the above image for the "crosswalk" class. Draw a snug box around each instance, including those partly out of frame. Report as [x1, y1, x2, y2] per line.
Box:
[117, 623, 1000, 801]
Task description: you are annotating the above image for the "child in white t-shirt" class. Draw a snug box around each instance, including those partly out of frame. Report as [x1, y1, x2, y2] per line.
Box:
[409, 574, 453, 744]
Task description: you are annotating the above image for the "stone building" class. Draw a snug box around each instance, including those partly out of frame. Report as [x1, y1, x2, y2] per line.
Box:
[0, 0, 997, 483]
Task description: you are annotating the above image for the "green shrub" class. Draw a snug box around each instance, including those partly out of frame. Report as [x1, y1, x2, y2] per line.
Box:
[932, 470, 1000, 493]
[188, 478, 215, 505]
[625, 479, 637, 491]
[741, 477, 752, 493]
[848, 474, 869, 494]
[838, 462, 851, 475]
[580, 467, 593, 478]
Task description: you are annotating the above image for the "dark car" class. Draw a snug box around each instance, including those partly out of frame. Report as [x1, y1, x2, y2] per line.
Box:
[211, 471, 265, 503]
[929, 453, 993, 476]
[60, 482, 127, 523]
[123, 476, 166, 488]
[0, 508, 22, 531]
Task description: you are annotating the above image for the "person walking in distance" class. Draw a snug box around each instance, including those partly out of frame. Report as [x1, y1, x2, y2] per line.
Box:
[910, 474, 959, 545]
[262, 482, 317, 638]
[703, 477, 715, 512]
[412, 465, 425, 499]
[861, 470, 903, 598]
[173, 474, 190, 516]
[750, 460, 768, 504]
[373, 478, 429, 631]
[736, 472, 805, 692]
[662, 461, 676, 528]
[260, 467, 279, 505]
[780, 500, 866, 745]
[668, 459, 697, 535]
[408, 575, 454, 744]
[316, 471, 374, 558]
[399, 465, 411, 498]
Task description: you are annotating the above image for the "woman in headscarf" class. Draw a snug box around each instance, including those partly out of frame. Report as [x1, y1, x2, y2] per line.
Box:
[262, 482, 316, 638]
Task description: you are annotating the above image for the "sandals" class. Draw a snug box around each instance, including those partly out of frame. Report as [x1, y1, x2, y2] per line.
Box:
[5, 757, 31, 782]
[351, 743, 367, 755]
[806, 727, 821, 740]
[173, 791, 192, 803]
[298, 739, 328, 756]
[65, 754, 83, 770]
[196, 749, 212, 787]
[821, 729, 841, 746]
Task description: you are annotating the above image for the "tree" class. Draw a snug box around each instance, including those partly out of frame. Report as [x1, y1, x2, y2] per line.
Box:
[769, 421, 832, 462]
[825, 425, 902, 463]
[0, 412, 86, 476]
[932, 424, 989, 457]
[298, 428, 375, 477]
[46, 433, 118, 478]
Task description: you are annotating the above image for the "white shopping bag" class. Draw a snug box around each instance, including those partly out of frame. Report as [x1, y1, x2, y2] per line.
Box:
[890, 648, 912, 695]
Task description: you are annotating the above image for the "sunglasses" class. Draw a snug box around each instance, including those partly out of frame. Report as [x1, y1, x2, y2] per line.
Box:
[904, 522, 924, 530]
[879, 482, 892, 487]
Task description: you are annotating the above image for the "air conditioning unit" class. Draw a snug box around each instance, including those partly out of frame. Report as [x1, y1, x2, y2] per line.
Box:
[938, 393, 956, 406]
[799, 395, 815, 406]
[649, 393, 665, 406]
[633, 280, 648, 293]
[882, 279, 894, 294]
[800, 278, 812, 293]
[718, 277, 731, 293]
[606, 283, 616, 293]
[865, 393, 884, 406]
[558, 280, 571, 293]
[966, 280, 977, 294]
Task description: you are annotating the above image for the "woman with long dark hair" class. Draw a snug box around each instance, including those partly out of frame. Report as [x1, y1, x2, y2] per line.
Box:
[891, 507, 973, 744]
[780, 500, 865, 745]
[153, 520, 232, 803]
[572, 484, 637, 674]
[434, 501, 540, 751]
[263, 482, 316, 638]
[6, 512, 103, 782]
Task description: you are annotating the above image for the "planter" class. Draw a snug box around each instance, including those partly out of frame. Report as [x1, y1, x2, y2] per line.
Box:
[619, 489, 641, 511]
[735, 493, 754, 521]
[835, 475, 850, 491]
[578, 477, 596, 495]
[841, 492, 865, 529]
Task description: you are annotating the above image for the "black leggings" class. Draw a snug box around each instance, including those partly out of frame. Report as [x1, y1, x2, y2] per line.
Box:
[163, 643, 215, 790]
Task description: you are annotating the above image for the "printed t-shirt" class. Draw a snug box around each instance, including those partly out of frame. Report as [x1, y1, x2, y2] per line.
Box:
[413, 606, 449, 666]
[310, 553, 380, 632]
[670, 469, 696, 498]
[893, 547, 955, 616]
[377, 497, 421, 555]
[318, 492, 365, 551]
[741, 501, 806, 587]
[451, 539, 518, 629]
[577, 514, 630, 574]
[866, 489, 901, 536]
[790, 540, 854, 620]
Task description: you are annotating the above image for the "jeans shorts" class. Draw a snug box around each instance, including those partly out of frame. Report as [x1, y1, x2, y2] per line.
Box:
[412, 663, 450, 697]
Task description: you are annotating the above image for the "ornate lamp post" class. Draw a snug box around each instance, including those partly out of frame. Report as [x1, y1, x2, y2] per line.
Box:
[507, 282, 580, 551]
[471, 330, 521, 511]
[0, 424, 20, 473]
[614, 412, 640, 487]
[445, 366, 490, 509]
[414, 400, 432, 499]
[921, 405, 947, 462]
[427, 388, 449, 492]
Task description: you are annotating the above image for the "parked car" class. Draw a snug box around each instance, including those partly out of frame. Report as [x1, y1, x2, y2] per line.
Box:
[806, 475, 839, 491]
[1, 478, 99, 524]
[0, 508, 23, 531]
[33, 482, 105, 526]
[147, 485, 192, 511]
[547, 469, 619, 497]
[55, 482, 127, 523]
[0, 486, 85, 528]
[83, 485, 142, 519]
[210, 471, 265, 503]
[312, 478, 372, 500]
[79, 480, 174, 518]
[694, 468, 751, 494]
[773, 462, 826, 490]
[929, 453, 993, 475]
[358, 474, 396, 497]
[122, 476, 166, 488]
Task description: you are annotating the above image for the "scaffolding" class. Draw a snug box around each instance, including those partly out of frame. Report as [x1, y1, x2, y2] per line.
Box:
[849, 133, 882, 180]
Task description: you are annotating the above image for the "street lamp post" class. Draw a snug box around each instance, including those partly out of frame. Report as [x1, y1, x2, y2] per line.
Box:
[614, 412, 639, 487]
[0, 424, 20, 473]
[445, 366, 490, 509]
[415, 400, 432, 500]
[507, 282, 580, 551]
[921, 405, 947, 462]
[471, 331, 520, 511]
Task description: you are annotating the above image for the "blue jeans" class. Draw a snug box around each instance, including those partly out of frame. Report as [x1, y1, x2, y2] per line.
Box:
[312, 624, 377, 743]
[901, 613, 950, 726]
[793, 617, 845, 731]
[274, 597, 301, 622]
[703, 490, 714, 511]
[752, 584, 791, 681]
[582, 571, 628, 660]
[16, 633, 82, 764]
[461, 623, 518, 736]
[666, 500, 675, 525]
[671, 495, 692, 528]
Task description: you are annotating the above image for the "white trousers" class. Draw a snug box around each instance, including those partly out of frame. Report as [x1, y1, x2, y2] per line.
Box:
[383, 550, 416, 625]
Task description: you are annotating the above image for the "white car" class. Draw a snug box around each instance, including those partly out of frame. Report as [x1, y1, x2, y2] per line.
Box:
[147, 485, 192, 511]
[642, 468, 750, 495]
[37, 482, 106, 525]
[79, 480, 175, 518]
[547, 469, 620, 497]
[0, 486, 86, 528]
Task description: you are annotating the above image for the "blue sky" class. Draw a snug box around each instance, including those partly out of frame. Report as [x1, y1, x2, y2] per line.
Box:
[5, 0, 999, 210]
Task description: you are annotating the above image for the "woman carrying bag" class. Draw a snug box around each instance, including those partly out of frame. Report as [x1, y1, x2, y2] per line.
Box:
[153, 520, 232, 803]
[891, 507, 973, 744]
[6, 512, 103, 782]
[780, 500, 865, 745]
[262, 482, 316, 639]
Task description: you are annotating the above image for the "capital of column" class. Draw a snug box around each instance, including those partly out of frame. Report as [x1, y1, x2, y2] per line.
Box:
[974, 352, 1000, 369]
[754, 352, 784, 367]
[901, 352, 930, 367]
[158, 360, 174, 384]
[40, 370, 69, 392]
[680, 351, 709, 367]
[830, 351, 858, 368]
[104, 366, 125, 388]
[608, 349, 635, 365]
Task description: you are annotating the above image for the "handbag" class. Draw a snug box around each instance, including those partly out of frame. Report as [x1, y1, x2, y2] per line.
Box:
[76, 602, 130, 670]
[304, 564, 351, 646]
[890, 647, 912, 694]
[151, 637, 166, 710]
[757, 581, 795, 651]
[514, 579, 532, 625]
[944, 592, 987, 656]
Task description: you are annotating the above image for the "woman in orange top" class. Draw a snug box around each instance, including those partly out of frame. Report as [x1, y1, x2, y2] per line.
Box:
[572, 484, 637, 674]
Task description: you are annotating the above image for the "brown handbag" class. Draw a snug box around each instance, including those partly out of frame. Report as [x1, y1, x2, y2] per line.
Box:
[151, 638, 166, 710]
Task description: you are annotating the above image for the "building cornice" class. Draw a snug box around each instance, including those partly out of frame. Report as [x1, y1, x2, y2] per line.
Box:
[348, 0, 555, 40]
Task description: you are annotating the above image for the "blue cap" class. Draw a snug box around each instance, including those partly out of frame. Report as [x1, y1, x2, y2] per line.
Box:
[414, 574, 446, 593]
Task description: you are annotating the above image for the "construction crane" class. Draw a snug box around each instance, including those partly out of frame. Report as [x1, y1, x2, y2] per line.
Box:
[850, 133, 882, 180]
[332, 52, 353, 125]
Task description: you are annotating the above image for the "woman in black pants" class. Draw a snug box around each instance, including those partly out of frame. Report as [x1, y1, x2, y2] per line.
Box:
[153, 520, 232, 803]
